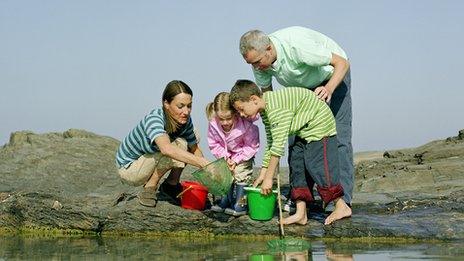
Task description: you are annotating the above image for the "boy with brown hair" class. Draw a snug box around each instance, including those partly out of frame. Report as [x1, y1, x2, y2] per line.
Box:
[229, 79, 351, 225]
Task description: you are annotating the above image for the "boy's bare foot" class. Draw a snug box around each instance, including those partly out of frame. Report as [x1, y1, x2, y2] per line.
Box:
[324, 198, 352, 225]
[282, 212, 308, 225]
[282, 200, 307, 225]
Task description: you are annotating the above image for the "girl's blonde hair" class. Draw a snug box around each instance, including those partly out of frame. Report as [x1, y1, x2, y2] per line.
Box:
[205, 92, 235, 121]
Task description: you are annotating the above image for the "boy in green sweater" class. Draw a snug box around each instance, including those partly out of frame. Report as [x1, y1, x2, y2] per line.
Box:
[229, 79, 351, 225]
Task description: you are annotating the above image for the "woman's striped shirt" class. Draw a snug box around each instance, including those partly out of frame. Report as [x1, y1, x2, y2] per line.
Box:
[115, 108, 197, 168]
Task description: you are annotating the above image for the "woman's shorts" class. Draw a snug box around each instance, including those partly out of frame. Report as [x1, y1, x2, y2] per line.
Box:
[118, 138, 188, 186]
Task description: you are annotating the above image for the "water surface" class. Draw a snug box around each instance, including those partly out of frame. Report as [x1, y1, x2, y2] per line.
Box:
[1, 235, 463, 260]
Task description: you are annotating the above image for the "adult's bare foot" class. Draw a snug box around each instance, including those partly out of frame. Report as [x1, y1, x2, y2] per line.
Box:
[324, 198, 352, 225]
[325, 249, 353, 261]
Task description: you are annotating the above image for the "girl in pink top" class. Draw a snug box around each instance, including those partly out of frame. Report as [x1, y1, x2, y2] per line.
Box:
[206, 92, 259, 216]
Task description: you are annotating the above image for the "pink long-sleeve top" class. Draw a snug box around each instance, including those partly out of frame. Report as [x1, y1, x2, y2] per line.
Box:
[207, 116, 260, 164]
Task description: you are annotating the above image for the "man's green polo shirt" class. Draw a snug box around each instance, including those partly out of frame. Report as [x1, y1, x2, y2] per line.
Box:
[253, 26, 348, 89]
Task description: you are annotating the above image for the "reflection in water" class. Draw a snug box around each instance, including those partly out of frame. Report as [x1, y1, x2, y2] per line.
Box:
[0, 235, 463, 260]
[283, 250, 311, 261]
[325, 249, 352, 261]
[250, 250, 311, 261]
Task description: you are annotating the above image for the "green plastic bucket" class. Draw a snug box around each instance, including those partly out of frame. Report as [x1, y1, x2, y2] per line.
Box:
[244, 187, 277, 221]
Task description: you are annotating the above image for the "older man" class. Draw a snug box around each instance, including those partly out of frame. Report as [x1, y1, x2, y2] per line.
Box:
[239, 26, 353, 209]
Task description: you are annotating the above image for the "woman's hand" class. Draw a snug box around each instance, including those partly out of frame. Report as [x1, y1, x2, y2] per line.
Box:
[199, 158, 210, 168]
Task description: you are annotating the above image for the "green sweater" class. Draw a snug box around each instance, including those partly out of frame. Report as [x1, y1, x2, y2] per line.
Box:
[261, 87, 336, 168]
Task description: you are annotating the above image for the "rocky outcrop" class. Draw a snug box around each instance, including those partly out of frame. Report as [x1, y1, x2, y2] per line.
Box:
[1, 129, 463, 240]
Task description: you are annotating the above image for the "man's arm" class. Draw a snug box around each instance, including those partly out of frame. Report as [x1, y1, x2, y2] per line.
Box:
[314, 53, 350, 102]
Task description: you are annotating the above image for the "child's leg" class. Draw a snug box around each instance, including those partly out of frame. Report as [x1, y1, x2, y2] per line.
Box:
[223, 159, 254, 216]
[285, 137, 314, 222]
[304, 136, 351, 224]
[289, 136, 315, 201]
[305, 171, 315, 201]
[282, 200, 308, 225]
[211, 182, 234, 212]
[233, 159, 254, 184]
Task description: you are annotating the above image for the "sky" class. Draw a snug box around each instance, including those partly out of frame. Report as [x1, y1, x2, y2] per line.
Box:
[1, 1, 463, 164]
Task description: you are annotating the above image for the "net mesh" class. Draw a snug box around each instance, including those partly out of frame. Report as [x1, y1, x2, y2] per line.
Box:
[267, 238, 311, 253]
[192, 158, 233, 196]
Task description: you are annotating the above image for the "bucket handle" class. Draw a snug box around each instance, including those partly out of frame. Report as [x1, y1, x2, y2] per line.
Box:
[176, 185, 193, 198]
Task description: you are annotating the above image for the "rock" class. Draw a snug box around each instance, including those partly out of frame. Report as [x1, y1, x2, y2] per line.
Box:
[1, 129, 464, 241]
[62, 129, 100, 139]
[8, 131, 34, 147]
[413, 153, 424, 164]
[52, 200, 62, 210]
[446, 129, 464, 142]
[405, 164, 432, 171]
[383, 151, 392, 158]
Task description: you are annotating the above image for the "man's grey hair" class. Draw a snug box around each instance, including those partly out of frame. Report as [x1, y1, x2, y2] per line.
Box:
[239, 30, 270, 55]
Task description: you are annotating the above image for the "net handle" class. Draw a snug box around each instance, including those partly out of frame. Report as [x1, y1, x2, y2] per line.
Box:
[276, 163, 285, 239]
[176, 185, 193, 198]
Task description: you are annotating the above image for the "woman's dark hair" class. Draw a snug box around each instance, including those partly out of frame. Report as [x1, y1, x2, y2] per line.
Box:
[162, 80, 193, 133]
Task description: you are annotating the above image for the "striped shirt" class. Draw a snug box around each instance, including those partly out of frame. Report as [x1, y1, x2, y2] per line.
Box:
[261, 87, 336, 168]
[116, 108, 197, 168]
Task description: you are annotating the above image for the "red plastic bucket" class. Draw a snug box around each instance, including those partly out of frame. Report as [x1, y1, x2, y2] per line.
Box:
[180, 181, 208, 210]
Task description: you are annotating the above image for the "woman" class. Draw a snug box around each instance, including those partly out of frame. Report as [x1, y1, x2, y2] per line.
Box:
[116, 80, 209, 207]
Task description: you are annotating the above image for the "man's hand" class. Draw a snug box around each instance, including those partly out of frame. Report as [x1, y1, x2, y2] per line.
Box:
[314, 86, 332, 103]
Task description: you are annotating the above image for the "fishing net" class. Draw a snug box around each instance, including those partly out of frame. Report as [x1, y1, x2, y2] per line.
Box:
[267, 237, 311, 253]
[266, 166, 311, 253]
[191, 158, 233, 196]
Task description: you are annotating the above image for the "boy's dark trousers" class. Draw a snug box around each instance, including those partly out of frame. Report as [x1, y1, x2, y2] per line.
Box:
[288, 136, 344, 204]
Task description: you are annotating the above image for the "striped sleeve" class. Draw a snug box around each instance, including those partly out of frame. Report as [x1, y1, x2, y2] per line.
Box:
[267, 108, 293, 158]
[144, 113, 166, 144]
[116, 108, 165, 168]
[182, 118, 197, 146]
[261, 113, 273, 168]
